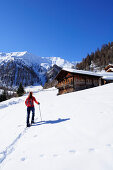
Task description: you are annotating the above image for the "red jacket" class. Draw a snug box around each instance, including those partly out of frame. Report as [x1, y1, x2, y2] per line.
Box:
[25, 96, 39, 107]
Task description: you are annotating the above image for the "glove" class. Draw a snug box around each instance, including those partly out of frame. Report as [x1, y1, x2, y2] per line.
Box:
[38, 102, 40, 105]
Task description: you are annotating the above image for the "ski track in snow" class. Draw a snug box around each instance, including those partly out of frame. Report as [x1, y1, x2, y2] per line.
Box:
[0, 121, 113, 166]
[0, 99, 23, 109]
[0, 117, 40, 165]
[0, 118, 71, 165]
[0, 128, 28, 164]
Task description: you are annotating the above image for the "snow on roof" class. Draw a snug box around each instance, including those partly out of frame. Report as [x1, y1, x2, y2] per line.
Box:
[62, 68, 101, 77]
[107, 68, 113, 71]
[98, 72, 113, 80]
[59, 68, 113, 80]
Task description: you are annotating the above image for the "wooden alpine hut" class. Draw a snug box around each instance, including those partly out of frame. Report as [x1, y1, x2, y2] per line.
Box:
[105, 64, 113, 72]
[55, 68, 102, 95]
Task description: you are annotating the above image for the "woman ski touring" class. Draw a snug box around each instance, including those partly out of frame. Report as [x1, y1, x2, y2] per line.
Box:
[25, 92, 40, 127]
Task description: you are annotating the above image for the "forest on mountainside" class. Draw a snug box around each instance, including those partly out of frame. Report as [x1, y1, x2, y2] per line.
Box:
[76, 42, 113, 72]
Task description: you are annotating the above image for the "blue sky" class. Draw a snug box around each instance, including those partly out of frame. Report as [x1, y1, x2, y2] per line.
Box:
[0, 0, 113, 62]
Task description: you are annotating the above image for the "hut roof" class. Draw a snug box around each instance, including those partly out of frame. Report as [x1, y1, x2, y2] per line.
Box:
[55, 68, 101, 81]
[105, 64, 113, 71]
[106, 68, 113, 72]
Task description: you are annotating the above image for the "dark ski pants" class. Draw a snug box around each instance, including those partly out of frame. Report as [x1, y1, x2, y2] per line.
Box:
[27, 107, 35, 125]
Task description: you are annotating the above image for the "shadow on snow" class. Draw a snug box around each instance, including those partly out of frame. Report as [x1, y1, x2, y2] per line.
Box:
[32, 118, 70, 126]
[0, 118, 70, 165]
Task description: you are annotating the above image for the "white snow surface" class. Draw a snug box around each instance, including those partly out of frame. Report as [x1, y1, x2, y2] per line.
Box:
[98, 71, 113, 80]
[1, 84, 113, 170]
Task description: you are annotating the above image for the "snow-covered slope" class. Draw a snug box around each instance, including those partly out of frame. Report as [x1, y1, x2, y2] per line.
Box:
[1, 84, 113, 170]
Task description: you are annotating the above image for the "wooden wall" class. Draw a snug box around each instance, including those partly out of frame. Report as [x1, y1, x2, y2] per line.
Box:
[56, 72, 100, 95]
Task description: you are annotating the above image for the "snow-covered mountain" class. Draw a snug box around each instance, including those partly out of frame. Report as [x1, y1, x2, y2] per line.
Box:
[0, 51, 74, 87]
[0, 84, 113, 170]
[0, 51, 74, 69]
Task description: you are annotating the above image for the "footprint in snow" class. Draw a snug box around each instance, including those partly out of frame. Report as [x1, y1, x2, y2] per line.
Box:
[88, 148, 95, 152]
[18, 125, 23, 127]
[20, 157, 26, 161]
[69, 150, 76, 154]
[53, 154, 58, 157]
[33, 135, 38, 138]
[40, 154, 44, 158]
[106, 144, 112, 147]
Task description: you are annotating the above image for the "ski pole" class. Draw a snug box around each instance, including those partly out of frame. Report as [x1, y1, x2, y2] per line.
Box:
[39, 104, 42, 122]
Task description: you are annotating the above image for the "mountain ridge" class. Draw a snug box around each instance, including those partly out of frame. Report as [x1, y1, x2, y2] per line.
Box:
[0, 51, 75, 88]
[76, 41, 113, 72]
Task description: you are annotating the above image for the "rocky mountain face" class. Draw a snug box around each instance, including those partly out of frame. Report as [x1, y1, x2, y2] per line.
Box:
[43, 65, 62, 89]
[0, 51, 74, 88]
[0, 60, 40, 87]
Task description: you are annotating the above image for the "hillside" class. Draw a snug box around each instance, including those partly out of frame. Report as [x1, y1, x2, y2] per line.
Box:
[0, 84, 113, 170]
[76, 42, 113, 71]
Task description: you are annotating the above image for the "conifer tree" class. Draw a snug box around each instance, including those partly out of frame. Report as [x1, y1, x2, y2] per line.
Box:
[17, 83, 25, 97]
[76, 41, 113, 71]
[0, 90, 7, 102]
